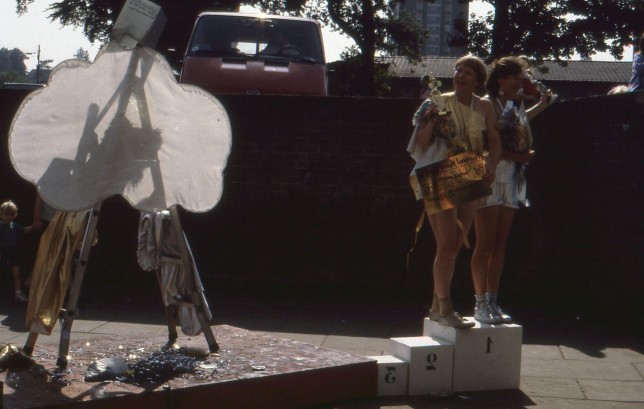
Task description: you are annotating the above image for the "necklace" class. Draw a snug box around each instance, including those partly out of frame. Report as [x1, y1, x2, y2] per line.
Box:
[495, 98, 506, 116]
[448, 95, 475, 151]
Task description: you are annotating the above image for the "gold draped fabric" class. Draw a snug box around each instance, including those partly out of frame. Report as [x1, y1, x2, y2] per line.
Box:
[25, 211, 94, 335]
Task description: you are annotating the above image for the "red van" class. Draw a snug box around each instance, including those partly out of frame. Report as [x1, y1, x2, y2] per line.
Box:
[180, 12, 328, 96]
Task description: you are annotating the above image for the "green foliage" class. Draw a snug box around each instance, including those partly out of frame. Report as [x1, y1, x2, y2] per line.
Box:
[0, 47, 29, 83]
[0, 70, 28, 84]
[255, 0, 427, 95]
[455, 0, 642, 63]
[39, 59, 54, 70]
[28, 0, 639, 94]
[74, 47, 91, 62]
[16, 0, 243, 69]
[14, 0, 427, 95]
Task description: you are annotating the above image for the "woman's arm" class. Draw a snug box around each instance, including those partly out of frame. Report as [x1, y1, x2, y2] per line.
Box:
[501, 148, 534, 163]
[526, 88, 553, 121]
[414, 103, 439, 150]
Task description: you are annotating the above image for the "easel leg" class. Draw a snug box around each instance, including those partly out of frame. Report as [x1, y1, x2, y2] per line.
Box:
[157, 267, 179, 348]
[23, 332, 39, 356]
[168, 206, 219, 353]
[56, 206, 101, 369]
[165, 305, 179, 347]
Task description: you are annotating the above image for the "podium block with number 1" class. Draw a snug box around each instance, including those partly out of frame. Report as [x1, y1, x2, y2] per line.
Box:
[424, 318, 522, 392]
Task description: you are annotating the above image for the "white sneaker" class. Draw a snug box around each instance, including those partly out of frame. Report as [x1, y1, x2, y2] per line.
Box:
[14, 291, 28, 302]
[474, 301, 501, 324]
[488, 299, 512, 323]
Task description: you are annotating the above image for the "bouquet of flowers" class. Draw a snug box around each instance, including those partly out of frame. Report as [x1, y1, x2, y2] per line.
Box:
[496, 101, 530, 153]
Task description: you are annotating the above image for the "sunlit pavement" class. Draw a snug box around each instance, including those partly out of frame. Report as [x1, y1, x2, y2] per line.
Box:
[1, 285, 642, 409]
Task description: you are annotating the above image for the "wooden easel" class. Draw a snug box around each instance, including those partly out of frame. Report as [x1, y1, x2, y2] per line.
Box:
[21, 47, 219, 369]
[23, 204, 219, 369]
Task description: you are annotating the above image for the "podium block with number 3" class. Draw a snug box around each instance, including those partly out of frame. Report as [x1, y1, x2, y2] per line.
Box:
[368, 355, 409, 396]
[423, 318, 522, 391]
[389, 336, 453, 396]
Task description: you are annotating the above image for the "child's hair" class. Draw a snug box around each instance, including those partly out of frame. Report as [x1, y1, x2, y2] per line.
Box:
[0, 201, 18, 216]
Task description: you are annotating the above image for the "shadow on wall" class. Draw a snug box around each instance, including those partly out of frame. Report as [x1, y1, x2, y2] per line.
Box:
[1, 89, 642, 318]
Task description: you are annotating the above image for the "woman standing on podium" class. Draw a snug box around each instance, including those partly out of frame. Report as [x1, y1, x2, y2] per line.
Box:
[407, 56, 501, 328]
[470, 56, 554, 324]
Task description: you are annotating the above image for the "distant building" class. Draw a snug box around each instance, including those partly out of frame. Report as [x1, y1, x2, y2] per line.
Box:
[380, 56, 632, 99]
[393, 0, 468, 57]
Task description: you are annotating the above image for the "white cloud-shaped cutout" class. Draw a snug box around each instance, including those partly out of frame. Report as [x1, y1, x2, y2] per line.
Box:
[9, 42, 232, 213]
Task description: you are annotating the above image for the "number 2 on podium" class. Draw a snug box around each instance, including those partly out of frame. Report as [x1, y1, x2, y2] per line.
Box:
[426, 353, 437, 370]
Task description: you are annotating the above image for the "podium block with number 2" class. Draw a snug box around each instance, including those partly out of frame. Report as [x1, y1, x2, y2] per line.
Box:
[424, 318, 522, 391]
[389, 336, 453, 396]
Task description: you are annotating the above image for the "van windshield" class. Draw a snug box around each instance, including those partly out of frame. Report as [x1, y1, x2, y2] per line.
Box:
[187, 15, 325, 65]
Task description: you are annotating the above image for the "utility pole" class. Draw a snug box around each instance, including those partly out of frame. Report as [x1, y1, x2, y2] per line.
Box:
[36, 45, 41, 84]
[26, 45, 42, 83]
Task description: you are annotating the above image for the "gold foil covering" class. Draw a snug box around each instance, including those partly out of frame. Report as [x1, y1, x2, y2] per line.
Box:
[411, 151, 491, 215]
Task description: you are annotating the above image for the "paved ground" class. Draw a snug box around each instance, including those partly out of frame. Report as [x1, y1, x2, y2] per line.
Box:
[0, 284, 642, 409]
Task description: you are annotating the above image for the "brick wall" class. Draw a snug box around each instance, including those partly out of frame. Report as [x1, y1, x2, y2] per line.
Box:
[1, 89, 642, 314]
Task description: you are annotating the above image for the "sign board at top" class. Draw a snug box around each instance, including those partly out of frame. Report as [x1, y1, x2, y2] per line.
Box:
[111, 0, 167, 49]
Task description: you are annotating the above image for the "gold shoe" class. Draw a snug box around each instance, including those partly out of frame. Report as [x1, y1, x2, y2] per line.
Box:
[427, 308, 441, 321]
[437, 312, 475, 329]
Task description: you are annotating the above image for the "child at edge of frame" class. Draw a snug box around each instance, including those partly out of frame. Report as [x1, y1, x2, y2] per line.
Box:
[0, 200, 33, 302]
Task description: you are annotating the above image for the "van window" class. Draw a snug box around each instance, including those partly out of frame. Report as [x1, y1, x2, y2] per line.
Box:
[180, 13, 327, 96]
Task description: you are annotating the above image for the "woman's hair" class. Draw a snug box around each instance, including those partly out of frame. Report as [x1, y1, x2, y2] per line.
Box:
[455, 55, 487, 85]
[486, 56, 524, 99]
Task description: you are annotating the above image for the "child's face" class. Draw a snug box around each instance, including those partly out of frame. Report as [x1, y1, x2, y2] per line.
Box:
[0, 210, 16, 223]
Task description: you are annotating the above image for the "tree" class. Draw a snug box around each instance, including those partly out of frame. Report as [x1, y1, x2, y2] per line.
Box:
[0, 47, 29, 83]
[74, 47, 91, 62]
[16, 0, 244, 69]
[16, 0, 426, 95]
[254, 0, 427, 95]
[451, 0, 643, 63]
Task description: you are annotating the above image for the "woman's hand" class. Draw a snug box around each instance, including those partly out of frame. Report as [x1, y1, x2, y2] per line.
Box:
[537, 84, 551, 106]
[415, 102, 440, 149]
[501, 149, 534, 164]
[421, 102, 440, 123]
[515, 149, 535, 164]
[526, 86, 553, 120]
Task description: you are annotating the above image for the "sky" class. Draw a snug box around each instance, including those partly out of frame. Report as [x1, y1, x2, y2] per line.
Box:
[0, 0, 632, 72]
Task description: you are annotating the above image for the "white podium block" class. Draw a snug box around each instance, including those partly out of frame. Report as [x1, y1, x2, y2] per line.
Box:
[367, 355, 409, 396]
[423, 318, 522, 392]
[389, 336, 453, 396]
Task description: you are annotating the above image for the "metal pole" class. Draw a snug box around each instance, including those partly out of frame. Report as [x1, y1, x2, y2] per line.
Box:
[57, 205, 101, 369]
[168, 206, 219, 352]
[36, 45, 41, 84]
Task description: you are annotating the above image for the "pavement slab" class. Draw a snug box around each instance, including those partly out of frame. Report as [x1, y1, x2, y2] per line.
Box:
[520, 376, 585, 399]
[521, 357, 643, 381]
[579, 379, 644, 402]
[560, 346, 644, 362]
